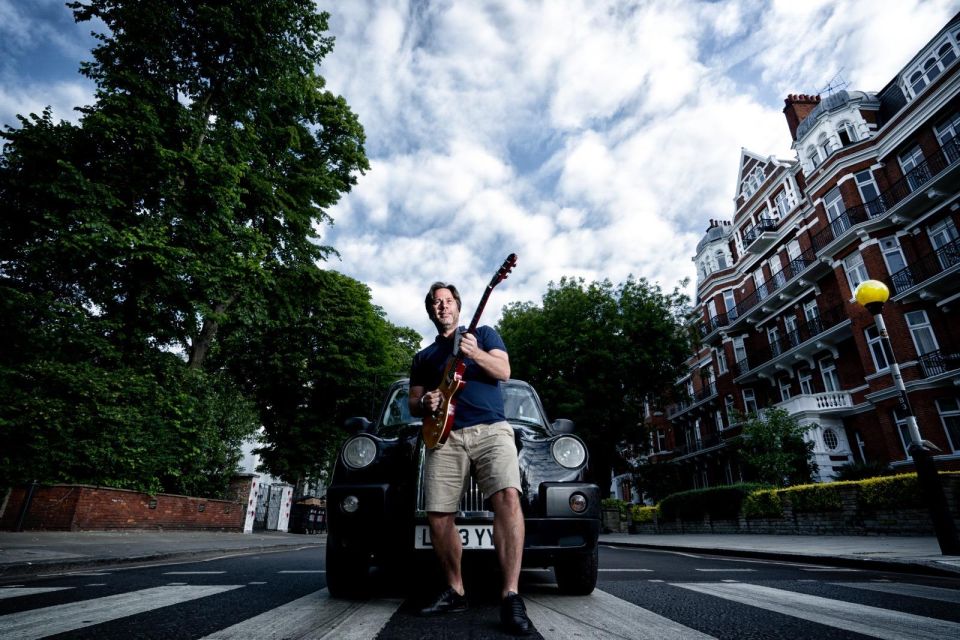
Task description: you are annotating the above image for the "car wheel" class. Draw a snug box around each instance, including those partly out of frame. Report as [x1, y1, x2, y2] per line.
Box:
[325, 536, 371, 598]
[554, 546, 598, 595]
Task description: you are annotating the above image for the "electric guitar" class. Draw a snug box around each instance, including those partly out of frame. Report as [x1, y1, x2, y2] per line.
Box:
[421, 253, 518, 449]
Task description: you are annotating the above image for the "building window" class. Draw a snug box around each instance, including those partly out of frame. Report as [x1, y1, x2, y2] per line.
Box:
[775, 191, 790, 217]
[723, 289, 738, 319]
[754, 266, 768, 300]
[936, 112, 960, 163]
[779, 378, 792, 402]
[768, 325, 782, 357]
[820, 357, 840, 392]
[742, 388, 758, 414]
[715, 347, 728, 374]
[714, 409, 724, 431]
[936, 398, 960, 453]
[715, 250, 728, 270]
[837, 121, 858, 146]
[784, 314, 799, 348]
[822, 428, 839, 450]
[894, 413, 912, 458]
[843, 251, 870, 294]
[907, 39, 959, 97]
[825, 187, 847, 235]
[799, 367, 814, 395]
[865, 325, 893, 372]
[855, 170, 884, 217]
[807, 145, 821, 170]
[927, 217, 960, 270]
[899, 145, 928, 191]
[733, 336, 747, 368]
[879, 236, 908, 278]
[725, 394, 736, 424]
[905, 310, 939, 357]
[818, 133, 834, 161]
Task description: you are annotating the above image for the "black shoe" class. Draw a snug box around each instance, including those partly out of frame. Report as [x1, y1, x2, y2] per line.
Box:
[419, 586, 468, 615]
[500, 592, 533, 635]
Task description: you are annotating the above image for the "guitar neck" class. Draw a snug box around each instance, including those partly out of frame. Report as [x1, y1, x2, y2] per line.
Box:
[465, 283, 496, 334]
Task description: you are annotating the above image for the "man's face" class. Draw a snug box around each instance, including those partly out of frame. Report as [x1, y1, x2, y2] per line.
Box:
[430, 288, 460, 333]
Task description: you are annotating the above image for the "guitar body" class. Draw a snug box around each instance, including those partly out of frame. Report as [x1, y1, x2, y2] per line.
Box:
[421, 358, 466, 449]
[420, 253, 517, 450]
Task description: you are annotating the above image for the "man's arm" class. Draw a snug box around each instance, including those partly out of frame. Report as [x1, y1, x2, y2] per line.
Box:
[409, 385, 428, 417]
[459, 332, 511, 381]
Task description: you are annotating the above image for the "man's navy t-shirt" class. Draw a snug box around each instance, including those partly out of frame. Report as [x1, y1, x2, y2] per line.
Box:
[410, 325, 507, 430]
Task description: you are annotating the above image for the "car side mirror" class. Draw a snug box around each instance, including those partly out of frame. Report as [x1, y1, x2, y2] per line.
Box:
[551, 418, 575, 434]
[343, 417, 373, 433]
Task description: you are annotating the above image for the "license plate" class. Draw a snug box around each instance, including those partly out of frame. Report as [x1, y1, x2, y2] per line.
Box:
[415, 525, 495, 550]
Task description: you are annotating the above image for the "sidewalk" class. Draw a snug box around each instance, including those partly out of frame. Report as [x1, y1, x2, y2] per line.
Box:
[599, 533, 960, 577]
[0, 530, 326, 580]
[1, 529, 958, 581]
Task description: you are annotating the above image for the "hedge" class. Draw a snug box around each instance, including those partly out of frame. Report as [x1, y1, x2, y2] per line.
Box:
[631, 505, 658, 523]
[658, 483, 769, 522]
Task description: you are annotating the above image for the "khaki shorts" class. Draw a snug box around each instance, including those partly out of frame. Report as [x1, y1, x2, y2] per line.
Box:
[423, 421, 522, 513]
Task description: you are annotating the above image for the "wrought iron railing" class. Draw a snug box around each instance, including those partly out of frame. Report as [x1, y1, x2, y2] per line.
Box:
[918, 345, 960, 378]
[735, 305, 847, 376]
[743, 217, 779, 247]
[809, 136, 960, 255]
[888, 235, 960, 294]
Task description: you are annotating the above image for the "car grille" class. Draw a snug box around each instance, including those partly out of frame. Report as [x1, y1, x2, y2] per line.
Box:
[416, 445, 493, 517]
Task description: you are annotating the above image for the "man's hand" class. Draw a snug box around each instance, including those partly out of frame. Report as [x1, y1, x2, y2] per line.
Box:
[459, 331, 511, 381]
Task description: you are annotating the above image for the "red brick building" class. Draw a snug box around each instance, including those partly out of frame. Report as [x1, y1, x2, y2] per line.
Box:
[646, 12, 960, 492]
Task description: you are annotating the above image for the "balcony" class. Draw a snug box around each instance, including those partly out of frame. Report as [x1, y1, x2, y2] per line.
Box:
[734, 305, 851, 382]
[724, 249, 819, 332]
[699, 311, 732, 342]
[888, 235, 960, 301]
[742, 217, 779, 253]
[671, 432, 728, 462]
[775, 391, 855, 417]
[810, 136, 960, 258]
[918, 343, 960, 379]
[666, 382, 718, 419]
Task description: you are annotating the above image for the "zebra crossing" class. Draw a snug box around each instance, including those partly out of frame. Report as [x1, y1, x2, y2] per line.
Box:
[1, 578, 959, 639]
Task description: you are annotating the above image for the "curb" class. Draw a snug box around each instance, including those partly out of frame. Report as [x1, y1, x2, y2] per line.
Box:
[0, 542, 326, 581]
[599, 540, 960, 578]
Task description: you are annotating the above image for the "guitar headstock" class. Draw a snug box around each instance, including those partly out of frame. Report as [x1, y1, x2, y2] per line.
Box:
[490, 253, 518, 287]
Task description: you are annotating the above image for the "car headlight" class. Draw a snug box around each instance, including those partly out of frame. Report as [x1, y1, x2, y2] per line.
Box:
[342, 436, 377, 469]
[551, 436, 586, 469]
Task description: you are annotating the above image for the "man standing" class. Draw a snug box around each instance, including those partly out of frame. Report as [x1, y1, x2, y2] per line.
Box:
[409, 281, 532, 636]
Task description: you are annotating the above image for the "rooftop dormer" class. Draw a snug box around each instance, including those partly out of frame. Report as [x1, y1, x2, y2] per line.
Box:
[786, 90, 880, 175]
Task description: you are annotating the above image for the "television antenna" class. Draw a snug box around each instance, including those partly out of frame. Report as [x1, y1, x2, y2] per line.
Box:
[818, 69, 849, 96]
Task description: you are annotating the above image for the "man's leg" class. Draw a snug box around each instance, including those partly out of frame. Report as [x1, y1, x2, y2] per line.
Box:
[427, 511, 465, 595]
[490, 487, 524, 598]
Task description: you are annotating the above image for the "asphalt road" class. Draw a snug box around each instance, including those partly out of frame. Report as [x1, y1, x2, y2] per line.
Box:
[1, 545, 959, 639]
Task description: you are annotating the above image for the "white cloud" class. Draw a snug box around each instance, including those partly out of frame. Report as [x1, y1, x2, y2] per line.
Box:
[7, 0, 960, 348]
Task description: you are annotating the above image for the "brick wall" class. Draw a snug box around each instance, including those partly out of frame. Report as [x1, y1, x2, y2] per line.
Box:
[0, 478, 255, 531]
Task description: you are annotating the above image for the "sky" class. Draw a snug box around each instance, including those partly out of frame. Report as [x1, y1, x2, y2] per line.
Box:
[3, 0, 960, 344]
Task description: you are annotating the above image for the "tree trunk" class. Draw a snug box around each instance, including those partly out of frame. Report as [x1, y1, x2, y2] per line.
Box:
[188, 295, 236, 370]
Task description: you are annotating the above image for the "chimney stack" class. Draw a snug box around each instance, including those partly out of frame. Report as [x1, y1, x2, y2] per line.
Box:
[783, 94, 821, 141]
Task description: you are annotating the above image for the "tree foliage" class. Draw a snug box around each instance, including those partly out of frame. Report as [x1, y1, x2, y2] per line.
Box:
[0, 1, 387, 495]
[734, 407, 817, 487]
[214, 268, 419, 484]
[497, 277, 691, 494]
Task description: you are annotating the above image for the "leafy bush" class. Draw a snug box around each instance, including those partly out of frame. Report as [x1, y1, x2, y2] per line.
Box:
[858, 473, 924, 510]
[833, 460, 893, 481]
[780, 481, 849, 513]
[741, 489, 782, 519]
[631, 505, 658, 523]
[658, 483, 768, 521]
[601, 498, 630, 517]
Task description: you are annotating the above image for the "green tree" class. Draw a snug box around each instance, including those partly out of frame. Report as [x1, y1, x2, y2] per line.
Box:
[497, 277, 691, 495]
[215, 268, 420, 484]
[0, 1, 371, 495]
[734, 407, 817, 487]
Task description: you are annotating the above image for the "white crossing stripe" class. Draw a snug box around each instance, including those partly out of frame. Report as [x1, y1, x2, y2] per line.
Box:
[199, 588, 400, 639]
[0, 587, 73, 601]
[0, 585, 242, 640]
[598, 568, 654, 572]
[525, 588, 716, 639]
[278, 570, 326, 573]
[802, 567, 861, 572]
[672, 582, 960, 640]
[833, 581, 960, 604]
[695, 568, 755, 572]
[163, 571, 226, 575]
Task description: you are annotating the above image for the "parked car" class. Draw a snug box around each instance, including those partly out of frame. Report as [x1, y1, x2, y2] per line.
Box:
[326, 378, 601, 597]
